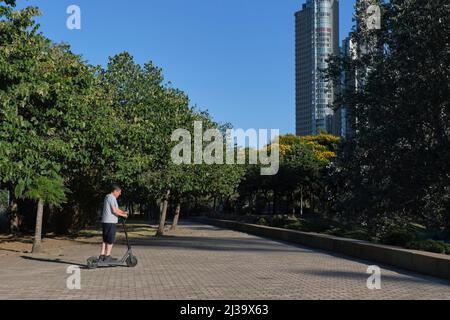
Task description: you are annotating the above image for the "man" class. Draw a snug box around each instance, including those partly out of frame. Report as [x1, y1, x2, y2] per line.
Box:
[100, 185, 128, 262]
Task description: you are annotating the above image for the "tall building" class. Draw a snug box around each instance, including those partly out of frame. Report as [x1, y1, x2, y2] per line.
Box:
[334, 35, 357, 139]
[334, 0, 382, 139]
[295, 0, 339, 136]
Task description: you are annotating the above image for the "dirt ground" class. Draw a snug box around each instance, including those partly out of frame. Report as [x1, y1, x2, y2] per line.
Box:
[0, 222, 158, 257]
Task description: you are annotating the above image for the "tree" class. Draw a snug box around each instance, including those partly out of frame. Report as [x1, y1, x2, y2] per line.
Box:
[0, 0, 247, 238]
[0, 2, 68, 238]
[236, 133, 339, 217]
[167, 112, 244, 231]
[16, 174, 66, 253]
[327, 0, 450, 232]
[101, 52, 198, 236]
[0, 0, 121, 234]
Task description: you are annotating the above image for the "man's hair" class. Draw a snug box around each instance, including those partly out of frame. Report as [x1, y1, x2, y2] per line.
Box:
[111, 185, 121, 193]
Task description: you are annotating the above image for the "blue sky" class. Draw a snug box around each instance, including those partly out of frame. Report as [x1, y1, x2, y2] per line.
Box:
[19, 0, 356, 135]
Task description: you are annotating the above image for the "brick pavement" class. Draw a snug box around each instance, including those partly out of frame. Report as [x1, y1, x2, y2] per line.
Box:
[0, 220, 449, 300]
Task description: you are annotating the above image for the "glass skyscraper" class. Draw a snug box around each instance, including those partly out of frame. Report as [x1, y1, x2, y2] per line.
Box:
[295, 0, 339, 136]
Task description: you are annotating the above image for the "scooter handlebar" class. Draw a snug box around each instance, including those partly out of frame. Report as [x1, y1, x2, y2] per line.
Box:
[118, 216, 127, 224]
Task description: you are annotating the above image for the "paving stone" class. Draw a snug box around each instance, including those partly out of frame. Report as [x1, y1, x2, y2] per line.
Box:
[0, 220, 449, 300]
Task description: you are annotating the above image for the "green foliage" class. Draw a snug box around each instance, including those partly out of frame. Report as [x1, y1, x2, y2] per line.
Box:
[414, 227, 450, 243]
[323, 227, 345, 237]
[237, 133, 339, 216]
[256, 217, 268, 226]
[381, 230, 416, 247]
[341, 230, 372, 242]
[284, 220, 304, 231]
[301, 218, 340, 233]
[0, 1, 244, 235]
[0, 2, 67, 199]
[1, 0, 16, 7]
[20, 175, 66, 206]
[268, 216, 288, 228]
[327, 0, 450, 231]
[406, 240, 450, 255]
[0, 189, 7, 208]
[260, 216, 372, 241]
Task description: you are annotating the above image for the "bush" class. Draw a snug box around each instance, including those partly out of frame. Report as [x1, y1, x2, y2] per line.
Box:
[270, 216, 289, 228]
[302, 218, 338, 233]
[382, 230, 415, 247]
[284, 220, 304, 231]
[323, 228, 345, 237]
[416, 229, 447, 242]
[257, 217, 269, 226]
[342, 229, 372, 241]
[406, 240, 450, 255]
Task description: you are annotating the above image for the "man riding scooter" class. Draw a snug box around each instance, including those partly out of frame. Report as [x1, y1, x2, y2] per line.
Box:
[99, 185, 128, 263]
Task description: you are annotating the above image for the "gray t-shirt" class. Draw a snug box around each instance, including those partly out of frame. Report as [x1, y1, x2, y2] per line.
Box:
[102, 194, 119, 224]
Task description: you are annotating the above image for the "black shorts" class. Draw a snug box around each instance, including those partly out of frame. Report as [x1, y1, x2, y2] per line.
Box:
[102, 223, 117, 245]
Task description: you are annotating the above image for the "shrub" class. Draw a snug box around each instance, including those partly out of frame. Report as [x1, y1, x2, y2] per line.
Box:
[416, 229, 447, 242]
[382, 230, 415, 247]
[257, 217, 268, 226]
[240, 215, 259, 224]
[324, 228, 345, 237]
[343, 229, 372, 241]
[406, 240, 450, 255]
[284, 221, 304, 231]
[302, 218, 336, 233]
[270, 216, 289, 228]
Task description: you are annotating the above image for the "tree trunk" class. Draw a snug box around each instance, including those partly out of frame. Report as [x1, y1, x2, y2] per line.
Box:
[310, 191, 315, 214]
[300, 186, 304, 216]
[272, 191, 277, 215]
[288, 193, 296, 219]
[32, 199, 44, 254]
[170, 202, 181, 231]
[8, 197, 19, 234]
[156, 190, 170, 237]
[312, 193, 315, 214]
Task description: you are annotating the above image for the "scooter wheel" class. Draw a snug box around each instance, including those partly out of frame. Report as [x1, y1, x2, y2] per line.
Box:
[126, 255, 138, 268]
[87, 257, 99, 269]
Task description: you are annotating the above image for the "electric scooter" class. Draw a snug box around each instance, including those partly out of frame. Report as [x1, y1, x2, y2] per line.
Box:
[86, 218, 138, 269]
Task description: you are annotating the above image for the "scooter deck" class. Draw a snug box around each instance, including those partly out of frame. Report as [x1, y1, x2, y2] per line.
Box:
[96, 261, 127, 267]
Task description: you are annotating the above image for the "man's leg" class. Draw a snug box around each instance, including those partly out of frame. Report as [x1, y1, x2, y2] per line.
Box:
[100, 243, 106, 256]
[105, 244, 114, 256]
[101, 223, 107, 259]
[103, 224, 117, 261]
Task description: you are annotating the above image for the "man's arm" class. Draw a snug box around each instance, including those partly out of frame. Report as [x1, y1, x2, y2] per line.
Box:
[111, 205, 128, 218]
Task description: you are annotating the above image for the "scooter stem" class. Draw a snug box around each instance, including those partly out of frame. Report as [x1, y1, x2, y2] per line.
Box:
[122, 220, 131, 250]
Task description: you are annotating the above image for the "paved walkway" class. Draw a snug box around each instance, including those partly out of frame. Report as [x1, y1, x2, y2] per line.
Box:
[0, 220, 449, 300]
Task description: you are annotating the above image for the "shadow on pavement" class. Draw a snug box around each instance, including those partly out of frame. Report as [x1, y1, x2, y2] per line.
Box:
[300, 269, 450, 286]
[0, 248, 27, 254]
[131, 235, 311, 254]
[21, 255, 88, 269]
